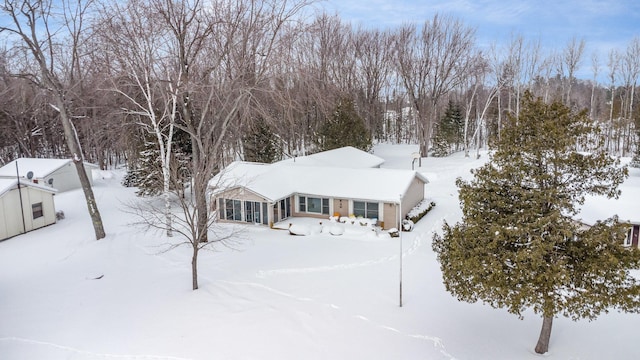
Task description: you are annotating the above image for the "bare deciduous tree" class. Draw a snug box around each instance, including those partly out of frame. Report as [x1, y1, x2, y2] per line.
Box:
[590, 51, 600, 120]
[562, 36, 586, 106]
[117, 0, 314, 290]
[353, 27, 393, 139]
[98, 0, 181, 237]
[606, 49, 620, 152]
[394, 14, 476, 161]
[1, 0, 105, 239]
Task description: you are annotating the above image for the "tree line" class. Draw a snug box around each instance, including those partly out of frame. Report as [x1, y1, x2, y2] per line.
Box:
[1, 0, 639, 248]
[1, 0, 639, 169]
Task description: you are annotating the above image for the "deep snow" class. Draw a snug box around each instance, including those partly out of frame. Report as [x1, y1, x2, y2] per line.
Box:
[0, 144, 638, 360]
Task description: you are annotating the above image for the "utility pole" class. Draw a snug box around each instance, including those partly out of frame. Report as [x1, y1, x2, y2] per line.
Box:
[399, 194, 403, 307]
[15, 162, 27, 234]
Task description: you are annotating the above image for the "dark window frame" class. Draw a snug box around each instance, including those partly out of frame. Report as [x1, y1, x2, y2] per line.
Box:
[32, 202, 43, 219]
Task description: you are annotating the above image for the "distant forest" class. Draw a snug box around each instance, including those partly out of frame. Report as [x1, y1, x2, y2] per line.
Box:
[1, 0, 638, 169]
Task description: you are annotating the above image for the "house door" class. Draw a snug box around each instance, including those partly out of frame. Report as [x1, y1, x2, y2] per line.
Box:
[284, 197, 291, 218]
[273, 205, 279, 223]
[279, 198, 290, 220]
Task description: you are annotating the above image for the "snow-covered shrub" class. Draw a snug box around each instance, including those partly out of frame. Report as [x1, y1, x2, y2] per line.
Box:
[407, 200, 436, 224]
[289, 224, 310, 236]
[402, 219, 414, 231]
[330, 225, 344, 236]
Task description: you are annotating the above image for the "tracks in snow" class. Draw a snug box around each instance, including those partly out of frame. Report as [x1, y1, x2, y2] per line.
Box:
[0, 337, 192, 360]
[216, 279, 457, 360]
[256, 230, 426, 278]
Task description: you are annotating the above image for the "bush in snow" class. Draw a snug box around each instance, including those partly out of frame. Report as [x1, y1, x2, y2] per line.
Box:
[407, 200, 436, 224]
[402, 219, 414, 231]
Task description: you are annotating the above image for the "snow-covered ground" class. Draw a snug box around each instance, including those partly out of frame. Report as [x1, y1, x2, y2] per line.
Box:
[1, 144, 638, 359]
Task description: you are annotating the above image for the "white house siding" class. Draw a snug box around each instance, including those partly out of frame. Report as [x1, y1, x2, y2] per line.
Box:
[0, 195, 8, 239]
[0, 159, 97, 193]
[401, 177, 425, 214]
[42, 162, 95, 192]
[0, 186, 56, 241]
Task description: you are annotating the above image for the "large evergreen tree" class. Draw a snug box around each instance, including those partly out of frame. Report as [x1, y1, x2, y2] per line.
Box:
[123, 138, 190, 197]
[317, 98, 372, 152]
[431, 100, 464, 157]
[243, 117, 281, 163]
[432, 92, 640, 354]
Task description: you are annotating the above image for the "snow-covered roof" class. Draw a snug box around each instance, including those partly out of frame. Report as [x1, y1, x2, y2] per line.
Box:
[0, 158, 98, 179]
[0, 178, 58, 197]
[277, 146, 384, 168]
[209, 160, 428, 203]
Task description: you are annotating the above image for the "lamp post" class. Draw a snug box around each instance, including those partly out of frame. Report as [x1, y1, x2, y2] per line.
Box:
[399, 193, 403, 307]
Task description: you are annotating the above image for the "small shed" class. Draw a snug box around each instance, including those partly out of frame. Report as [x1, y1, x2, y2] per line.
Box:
[0, 178, 57, 241]
[0, 158, 98, 192]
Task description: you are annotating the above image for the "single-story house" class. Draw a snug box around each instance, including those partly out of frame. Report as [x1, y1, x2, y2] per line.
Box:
[209, 155, 428, 230]
[0, 178, 57, 241]
[577, 218, 640, 249]
[0, 158, 98, 192]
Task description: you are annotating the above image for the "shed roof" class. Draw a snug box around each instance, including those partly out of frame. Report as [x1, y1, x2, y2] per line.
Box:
[0, 178, 58, 197]
[210, 161, 428, 203]
[0, 158, 98, 179]
[277, 146, 385, 168]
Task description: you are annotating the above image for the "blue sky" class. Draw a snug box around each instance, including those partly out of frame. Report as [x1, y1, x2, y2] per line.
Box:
[320, 0, 640, 78]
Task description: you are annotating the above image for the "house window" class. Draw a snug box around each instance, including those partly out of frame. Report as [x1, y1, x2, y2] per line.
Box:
[298, 196, 330, 215]
[353, 201, 379, 219]
[224, 199, 242, 221]
[299, 196, 306, 212]
[262, 203, 268, 224]
[624, 228, 633, 247]
[244, 201, 263, 224]
[32, 202, 43, 219]
[307, 197, 321, 213]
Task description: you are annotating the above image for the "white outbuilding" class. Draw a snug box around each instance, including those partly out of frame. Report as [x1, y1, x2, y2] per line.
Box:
[0, 158, 98, 192]
[0, 178, 57, 241]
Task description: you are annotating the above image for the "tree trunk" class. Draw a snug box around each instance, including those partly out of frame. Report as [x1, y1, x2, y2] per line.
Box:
[191, 244, 199, 290]
[57, 98, 106, 240]
[190, 139, 209, 244]
[535, 316, 553, 354]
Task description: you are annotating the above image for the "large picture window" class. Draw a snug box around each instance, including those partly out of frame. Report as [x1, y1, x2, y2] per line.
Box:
[298, 196, 330, 215]
[353, 201, 379, 219]
[219, 198, 268, 225]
